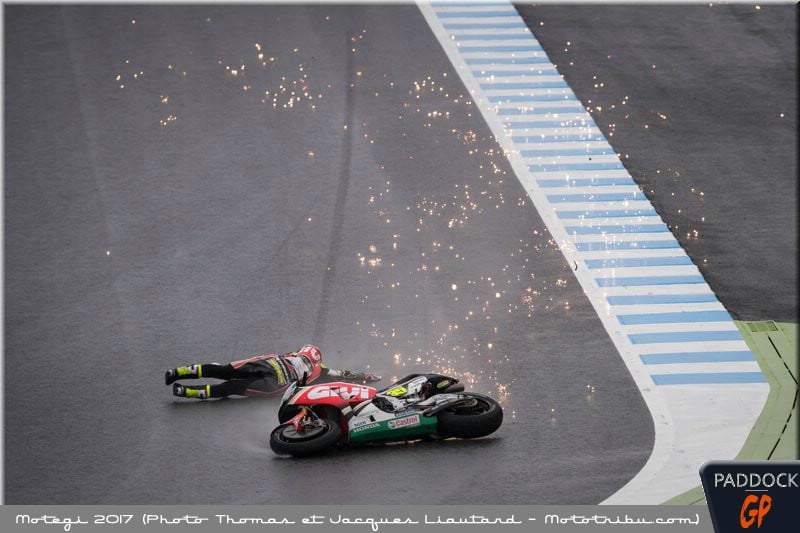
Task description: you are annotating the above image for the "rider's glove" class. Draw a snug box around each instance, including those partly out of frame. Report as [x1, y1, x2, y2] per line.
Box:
[339, 369, 358, 380]
[362, 372, 382, 383]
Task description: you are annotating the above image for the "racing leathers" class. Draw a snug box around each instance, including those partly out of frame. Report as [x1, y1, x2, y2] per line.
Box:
[165, 344, 380, 399]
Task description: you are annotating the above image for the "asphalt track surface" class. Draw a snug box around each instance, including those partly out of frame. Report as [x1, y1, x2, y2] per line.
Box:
[516, 3, 797, 323]
[4, 4, 651, 504]
[3, 3, 795, 505]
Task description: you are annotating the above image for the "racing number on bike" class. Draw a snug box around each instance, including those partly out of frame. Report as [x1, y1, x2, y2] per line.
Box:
[384, 386, 407, 397]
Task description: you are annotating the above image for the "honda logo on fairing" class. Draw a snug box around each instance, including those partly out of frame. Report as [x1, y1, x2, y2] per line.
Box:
[307, 386, 371, 400]
[351, 422, 379, 433]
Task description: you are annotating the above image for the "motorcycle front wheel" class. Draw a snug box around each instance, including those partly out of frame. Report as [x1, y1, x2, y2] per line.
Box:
[269, 418, 342, 456]
[437, 394, 503, 439]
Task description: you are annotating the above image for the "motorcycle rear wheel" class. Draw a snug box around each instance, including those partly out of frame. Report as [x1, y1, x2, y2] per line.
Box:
[269, 418, 342, 456]
[437, 394, 503, 439]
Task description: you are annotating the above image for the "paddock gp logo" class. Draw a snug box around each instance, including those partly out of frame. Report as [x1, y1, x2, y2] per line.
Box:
[739, 493, 771, 529]
[700, 462, 800, 532]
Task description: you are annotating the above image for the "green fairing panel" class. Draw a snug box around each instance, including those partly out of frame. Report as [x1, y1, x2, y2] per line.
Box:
[347, 413, 438, 444]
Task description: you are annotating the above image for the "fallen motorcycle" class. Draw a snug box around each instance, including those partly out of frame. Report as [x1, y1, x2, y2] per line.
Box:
[269, 373, 503, 456]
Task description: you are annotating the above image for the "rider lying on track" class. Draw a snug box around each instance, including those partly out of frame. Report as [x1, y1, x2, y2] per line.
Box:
[165, 344, 380, 399]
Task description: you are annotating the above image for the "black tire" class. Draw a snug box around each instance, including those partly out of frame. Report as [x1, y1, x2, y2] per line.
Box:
[269, 418, 342, 457]
[437, 394, 503, 439]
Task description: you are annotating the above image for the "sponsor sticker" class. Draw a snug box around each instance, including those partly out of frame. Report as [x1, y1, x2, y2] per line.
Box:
[407, 376, 428, 391]
[350, 418, 373, 429]
[388, 414, 420, 429]
[307, 385, 371, 401]
[351, 422, 379, 433]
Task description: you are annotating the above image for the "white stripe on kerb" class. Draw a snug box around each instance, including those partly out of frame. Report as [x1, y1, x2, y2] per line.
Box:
[485, 75, 569, 83]
[635, 341, 750, 354]
[527, 157, 626, 164]
[588, 266, 704, 278]
[496, 102, 590, 111]
[607, 302, 726, 314]
[644, 361, 761, 375]
[417, 0, 768, 505]
[620, 322, 740, 334]
[599, 284, 716, 296]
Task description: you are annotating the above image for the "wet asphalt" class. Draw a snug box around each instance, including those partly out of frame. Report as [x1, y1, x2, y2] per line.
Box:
[517, 3, 797, 322]
[4, 4, 651, 504]
[4, 3, 794, 505]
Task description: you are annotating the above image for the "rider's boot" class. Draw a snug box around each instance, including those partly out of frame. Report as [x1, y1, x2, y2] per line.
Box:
[173, 383, 210, 399]
[165, 364, 202, 385]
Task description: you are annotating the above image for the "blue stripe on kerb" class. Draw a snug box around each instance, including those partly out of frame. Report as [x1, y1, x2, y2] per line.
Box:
[565, 224, 668, 234]
[522, 147, 614, 155]
[538, 178, 635, 188]
[494, 94, 577, 102]
[530, 162, 624, 172]
[454, 34, 531, 41]
[651, 373, 767, 385]
[509, 119, 591, 128]
[460, 45, 543, 52]
[436, 11, 520, 18]
[584, 257, 692, 269]
[433, 2, 510, 6]
[483, 82, 568, 90]
[476, 72, 560, 80]
[546, 192, 645, 202]
[641, 351, 755, 365]
[607, 294, 718, 305]
[556, 209, 658, 219]
[629, 331, 742, 344]
[514, 134, 605, 143]
[596, 275, 705, 287]
[500, 107, 587, 116]
[576, 241, 680, 251]
[443, 23, 527, 30]
[617, 310, 731, 325]
[468, 58, 551, 65]
[432, 2, 510, 6]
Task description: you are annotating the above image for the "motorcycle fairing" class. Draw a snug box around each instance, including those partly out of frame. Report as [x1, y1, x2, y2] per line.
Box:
[343, 391, 472, 444]
[346, 408, 438, 444]
[290, 381, 376, 409]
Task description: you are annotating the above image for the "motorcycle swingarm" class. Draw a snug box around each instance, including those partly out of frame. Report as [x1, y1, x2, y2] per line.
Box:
[421, 396, 474, 417]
